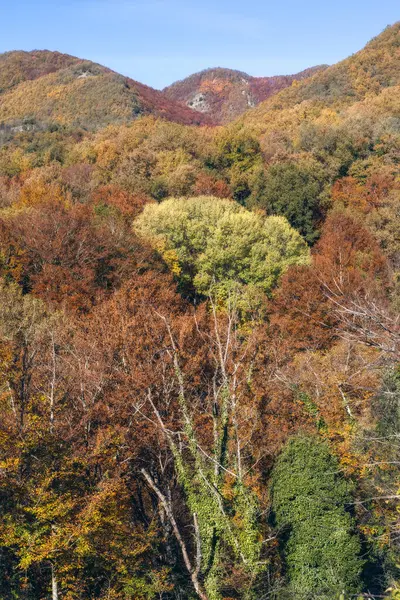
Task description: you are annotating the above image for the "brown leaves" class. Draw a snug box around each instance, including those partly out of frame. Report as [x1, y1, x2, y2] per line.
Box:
[0, 199, 165, 311]
[269, 212, 390, 355]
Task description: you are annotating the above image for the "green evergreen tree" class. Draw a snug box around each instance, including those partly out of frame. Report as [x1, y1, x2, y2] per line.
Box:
[271, 435, 364, 599]
[362, 368, 400, 591]
[249, 160, 328, 244]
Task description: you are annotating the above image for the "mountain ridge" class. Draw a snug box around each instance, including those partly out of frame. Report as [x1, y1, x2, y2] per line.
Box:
[0, 22, 399, 132]
[163, 65, 328, 123]
[0, 50, 213, 129]
[238, 21, 400, 130]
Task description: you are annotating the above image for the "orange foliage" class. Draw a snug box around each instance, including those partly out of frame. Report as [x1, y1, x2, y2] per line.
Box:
[269, 212, 389, 354]
[332, 171, 398, 214]
[0, 201, 163, 311]
[91, 184, 151, 218]
[193, 172, 231, 198]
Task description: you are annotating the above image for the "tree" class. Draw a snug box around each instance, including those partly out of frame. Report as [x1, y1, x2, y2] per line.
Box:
[269, 211, 390, 354]
[60, 277, 271, 599]
[214, 129, 262, 171]
[248, 159, 328, 244]
[0, 200, 163, 311]
[271, 435, 364, 599]
[137, 304, 269, 600]
[134, 196, 309, 304]
[357, 368, 400, 592]
[0, 275, 177, 600]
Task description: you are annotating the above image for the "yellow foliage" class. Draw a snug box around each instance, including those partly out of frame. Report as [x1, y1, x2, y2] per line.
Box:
[160, 247, 182, 276]
[47, 84, 68, 99]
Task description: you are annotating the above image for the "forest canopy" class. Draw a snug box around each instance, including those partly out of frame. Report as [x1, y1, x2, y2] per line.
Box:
[0, 20, 399, 600]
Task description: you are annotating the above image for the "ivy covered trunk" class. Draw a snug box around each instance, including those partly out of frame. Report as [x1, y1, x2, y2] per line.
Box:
[142, 306, 267, 599]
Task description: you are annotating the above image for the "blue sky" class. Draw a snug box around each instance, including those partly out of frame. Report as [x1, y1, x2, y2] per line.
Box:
[1, 0, 399, 89]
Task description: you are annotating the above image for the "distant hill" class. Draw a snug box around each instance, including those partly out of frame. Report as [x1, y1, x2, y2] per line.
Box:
[163, 65, 328, 124]
[0, 51, 212, 129]
[1, 22, 398, 133]
[0, 50, 81, 93]
[239, 22, 400, 129]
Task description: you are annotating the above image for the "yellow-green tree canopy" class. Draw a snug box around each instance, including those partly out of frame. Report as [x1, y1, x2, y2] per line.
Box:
[134, 196, 310, 301]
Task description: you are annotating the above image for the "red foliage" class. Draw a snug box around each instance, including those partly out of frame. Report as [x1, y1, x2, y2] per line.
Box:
[313, 211, 389, 293]
[127, 75, 215, 126]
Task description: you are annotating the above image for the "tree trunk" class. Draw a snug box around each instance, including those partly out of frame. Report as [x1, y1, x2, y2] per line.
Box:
[51, 564, 58, 600]
[141, 469, 209, 600]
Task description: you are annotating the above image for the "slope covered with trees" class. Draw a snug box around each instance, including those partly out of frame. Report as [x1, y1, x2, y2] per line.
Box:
[0, 51, 211, 130]
[0, 20, 399, 600]
[240, 21, 400, 129]
[163, 65, 327, 123]
[0, 50, 81, 93]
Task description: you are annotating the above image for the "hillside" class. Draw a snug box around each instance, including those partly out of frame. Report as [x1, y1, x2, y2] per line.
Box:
[0, 20, 400, 600]
[240, 21, 400, 131]
[0, 51, 211, 129]
[0, 50, 81, 93]
[163, 65, 327, 123]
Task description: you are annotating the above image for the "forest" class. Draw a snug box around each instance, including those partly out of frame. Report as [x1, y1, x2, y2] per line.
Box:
[0, 20, 399, 600]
